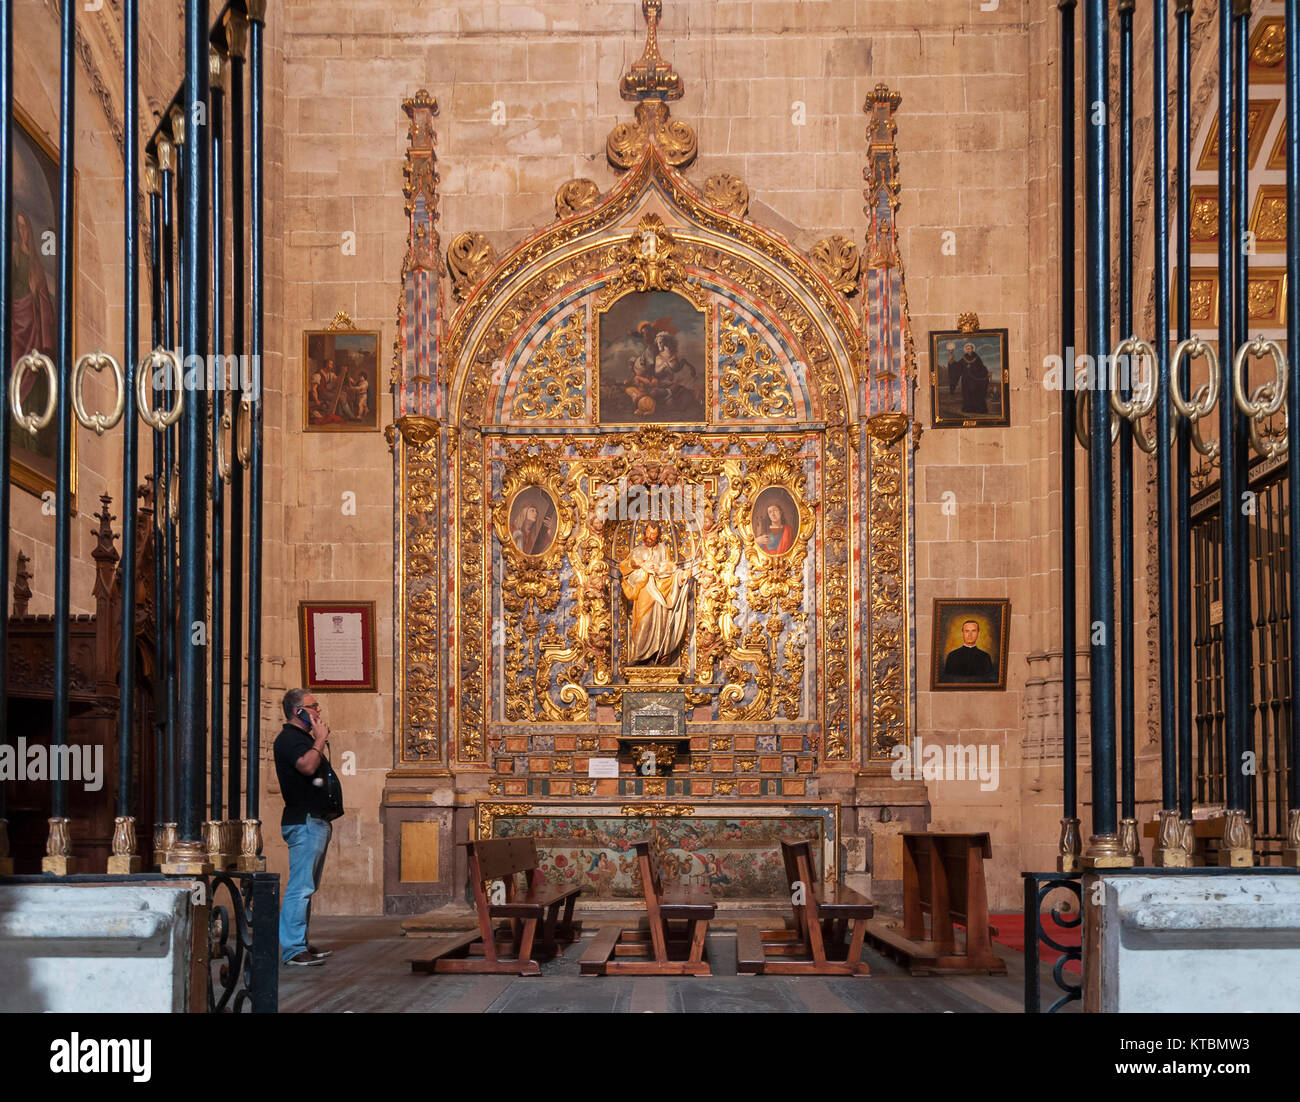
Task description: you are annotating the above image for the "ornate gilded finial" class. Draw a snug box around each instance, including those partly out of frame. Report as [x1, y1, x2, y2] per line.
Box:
[169, 103, 185, 146]
[326, 310, 358, 332]
[209, 45, 226, 91]
[224, 9, 248, 60]
[607, 2, 694, 169]
[621, 1, 683, 101]
[957, 311, 981, 333]
[811, 236, 861, 295]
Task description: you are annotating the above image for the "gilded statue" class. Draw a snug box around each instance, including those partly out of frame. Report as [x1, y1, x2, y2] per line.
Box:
[618, 522, 693, 665]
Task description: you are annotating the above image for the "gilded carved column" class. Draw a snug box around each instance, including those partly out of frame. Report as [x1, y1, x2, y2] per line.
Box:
[859, 84, 915, 766]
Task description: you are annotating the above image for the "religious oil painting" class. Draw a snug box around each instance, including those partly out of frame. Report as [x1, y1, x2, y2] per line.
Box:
[751, 486, 800, 557]
[931, 598, 1010, 692]
[9, 106, 75, 502]
[928, 327, 1009, 429]
[303, 327, 380, 432]
[597, 290, 706, 424]
[507, 485, 558, 558]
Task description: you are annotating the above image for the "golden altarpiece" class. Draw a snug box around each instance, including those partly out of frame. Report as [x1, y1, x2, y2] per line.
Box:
[381, 3, 926, 913]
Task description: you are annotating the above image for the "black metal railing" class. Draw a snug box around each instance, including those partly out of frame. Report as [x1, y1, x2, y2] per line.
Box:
[1022, 872, 1083, 1014]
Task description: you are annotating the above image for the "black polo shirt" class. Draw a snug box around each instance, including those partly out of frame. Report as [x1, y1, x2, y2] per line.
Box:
[273, 722, 334, 826]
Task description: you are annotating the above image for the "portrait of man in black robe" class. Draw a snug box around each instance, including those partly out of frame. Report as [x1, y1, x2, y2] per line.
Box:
[931, 600, 1009, 691]
[946, 341, 990, 414]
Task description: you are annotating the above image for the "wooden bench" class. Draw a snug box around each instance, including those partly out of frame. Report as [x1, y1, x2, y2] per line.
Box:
[737, 839, 874, 976]
[864, 831, 1006, 976]
[410, 837, 581, 976]
[580, 840, 715, 976]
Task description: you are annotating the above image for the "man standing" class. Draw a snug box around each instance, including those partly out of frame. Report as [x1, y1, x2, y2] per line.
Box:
[274, 689, 342, 967]
[946, 341, 991, 415]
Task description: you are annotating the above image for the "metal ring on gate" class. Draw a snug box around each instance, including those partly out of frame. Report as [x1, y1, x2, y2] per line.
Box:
[1108, 336, 1158, 421]
[71, 352, 126, 435]
[137, 349, 185, 431]
[10, 351, 58, 435]
[169, 464, 180, 523]
[236, 396, 252, 466]
[215, 404, 233, 483]
[1168, 336, 1219, 421]
[1232, 335, 1287, 420]
[1074, 368, 1120, 451]
[1232, 336, 1289, 460]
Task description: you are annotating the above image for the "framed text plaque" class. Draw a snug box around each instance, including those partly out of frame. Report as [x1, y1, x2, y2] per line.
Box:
[298, 600, 377, 692]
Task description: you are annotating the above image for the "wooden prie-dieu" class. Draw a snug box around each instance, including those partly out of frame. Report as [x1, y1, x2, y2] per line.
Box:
[581, 839, 716, 976]
[737, 839, 874, 976]
[409, 837, 581, 976]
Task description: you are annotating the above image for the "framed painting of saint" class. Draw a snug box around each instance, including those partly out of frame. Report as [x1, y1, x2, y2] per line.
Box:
[928, 322, 1009, 429]
[931, 598, 1010, 692]
[507, 485, 558, 558]
[752, 486, 799, 556]
[9, 105, 76, 502]
[303, 315, 380, 432]
[596, 290, 707, 424]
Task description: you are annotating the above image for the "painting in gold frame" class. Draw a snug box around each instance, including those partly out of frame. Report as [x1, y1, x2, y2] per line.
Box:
[595, 289, 707, 425]
[303, 314, 380, 432]
[931, 598, 1010, 692]
[9, 104, 76, 505]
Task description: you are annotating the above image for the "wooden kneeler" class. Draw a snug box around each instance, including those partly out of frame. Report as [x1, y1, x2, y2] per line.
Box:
[410, 837, 581, 977]
[737, 839, 874, 976]
[580, 840, 715, 976]
[864, 831, 1006, 976]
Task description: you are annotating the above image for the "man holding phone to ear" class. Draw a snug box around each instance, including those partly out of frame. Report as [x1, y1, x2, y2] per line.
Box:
[274, 688, 344, 966]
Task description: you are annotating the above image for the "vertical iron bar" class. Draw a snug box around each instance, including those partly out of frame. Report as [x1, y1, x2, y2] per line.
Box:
[0, 0, 13, 831]
[148, 168, 163, 847]
[1232, 1, 1254, 837]
[1060, 0, 1079, 836]
[160, 152, 177, 825]
[117, 0, 140, 822]
[1155, 0, 1177, 819]
[210, 45, 225, 824]
[177, 0, 210, 848]
[1118, 0, 1136, 836]
[247, 0, 265, 822]
[1286, 0, 1300, 836]
[51, 0, 76, 824]
[227, 13, 246, 822]
[1217, 0, 1246, 817]
[1176, 0, 1194, 822]
[1085, 0, 1119, 855]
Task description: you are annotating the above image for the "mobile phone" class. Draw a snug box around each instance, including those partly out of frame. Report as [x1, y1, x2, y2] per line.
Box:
[296, 707, 311, 724]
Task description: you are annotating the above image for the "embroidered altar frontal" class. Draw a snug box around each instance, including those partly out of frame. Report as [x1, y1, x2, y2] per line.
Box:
[476, 802, 839, 898]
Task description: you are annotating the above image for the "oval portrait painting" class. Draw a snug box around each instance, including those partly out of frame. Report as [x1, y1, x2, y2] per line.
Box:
[508, 486, 558, 557]
[752, 486, 800, 556]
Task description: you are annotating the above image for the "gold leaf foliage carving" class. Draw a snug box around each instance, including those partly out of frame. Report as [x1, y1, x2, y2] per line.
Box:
[556, 178, 602, 220]
[703, 174, 749, 219]
[810, 235, 860, 295]
[448, 231, 497, 302]
[510, 309, 587, 422]
[607, 100, 697, 170]
[717, 309, 796, 420]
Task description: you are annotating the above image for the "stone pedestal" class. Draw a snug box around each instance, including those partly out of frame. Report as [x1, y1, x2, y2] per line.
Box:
[1086, 870, 1300, 1012]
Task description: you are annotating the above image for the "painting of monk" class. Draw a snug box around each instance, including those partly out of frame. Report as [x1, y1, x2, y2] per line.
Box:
[598, 290, 706, 423]
[508, 486, 558, 557]
[618, 521, 693, 666]
[8, 108, 73, 499]
[928, 327, 1009, 428]
[752, 486, 799, 556]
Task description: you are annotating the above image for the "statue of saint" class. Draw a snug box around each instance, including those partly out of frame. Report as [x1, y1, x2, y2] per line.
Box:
[618, 522, 692, 665]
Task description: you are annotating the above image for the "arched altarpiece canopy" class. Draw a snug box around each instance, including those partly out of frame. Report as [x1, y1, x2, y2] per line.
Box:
[381, 16, 922, 909]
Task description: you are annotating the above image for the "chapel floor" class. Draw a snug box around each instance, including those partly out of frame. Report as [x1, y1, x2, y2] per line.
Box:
[279, 914, 1079, 1013]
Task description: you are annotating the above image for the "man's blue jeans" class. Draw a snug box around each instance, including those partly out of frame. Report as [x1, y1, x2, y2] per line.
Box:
[280, 815, 332, 963]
